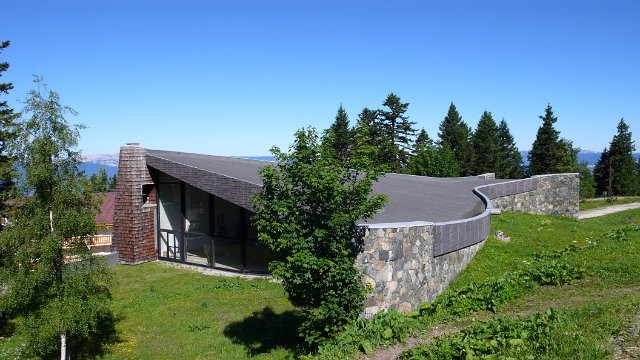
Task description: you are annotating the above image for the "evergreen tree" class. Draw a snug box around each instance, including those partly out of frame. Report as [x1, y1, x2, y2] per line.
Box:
[321, 105, 352, 165]
[438, 102, 474, 175]
[108, 174, 117, 191]
[0, 41, 18, 226]
[577, 161, 596, 198]
[0, 78, 113, 358]
[495, 119, 524, 179]
[593, 147, 610, 196]
[414, 128, 433, 151]
[593, 119, 639, 196]
[471, 111, 500, 175]
[378, 93, 416, 171]
[528, 104, 577, 175]
[89, 166, 111, 193]
[356, 107, 384, 168]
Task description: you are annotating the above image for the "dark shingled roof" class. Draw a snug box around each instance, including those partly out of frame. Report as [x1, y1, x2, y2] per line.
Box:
[146, 149, 508, 224]
[96, 192, 116, 225]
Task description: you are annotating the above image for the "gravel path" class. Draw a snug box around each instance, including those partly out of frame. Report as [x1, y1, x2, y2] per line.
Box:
[578, 202, 640, 219]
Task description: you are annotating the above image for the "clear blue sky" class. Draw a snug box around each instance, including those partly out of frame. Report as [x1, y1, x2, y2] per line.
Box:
[3, 0, 639, 156]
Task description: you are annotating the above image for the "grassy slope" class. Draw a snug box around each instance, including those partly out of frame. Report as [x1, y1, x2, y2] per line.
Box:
[404, 209, 640, 358]
[579, 197, 640, 211]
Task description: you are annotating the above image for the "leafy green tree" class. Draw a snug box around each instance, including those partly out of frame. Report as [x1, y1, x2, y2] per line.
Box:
[89, 166, 111, 193]
[593, 119, 639, 196]
[409, 143, 459, 177]
[0, 78, 113, 359]
[577, 161, 596, 198]
[252, 127, 387, 347]
[322, 105, 352, 165]
[438, 102, 474, 175]
[471, 111, 500, 175]
[496, 119, 524, 179]
[377, 93, 417, 171]
[528, 104, 577, 175]
[0, 41, 18, 226]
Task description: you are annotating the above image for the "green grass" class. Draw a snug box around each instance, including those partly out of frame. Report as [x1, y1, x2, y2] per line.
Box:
[0, 262, 302, 359]
[102, 263, 301, 359]
[2, 210, 640, 359]
[579, 196, 640, 211]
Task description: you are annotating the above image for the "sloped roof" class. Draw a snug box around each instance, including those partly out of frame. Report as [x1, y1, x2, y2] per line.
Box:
[95, 192, 116, 225]
[145, 149, 508, 224]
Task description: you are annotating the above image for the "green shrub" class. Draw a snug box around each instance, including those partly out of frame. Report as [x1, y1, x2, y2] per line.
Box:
[316, 310, 415, 359]
[252, 128, 387, 347]
[401, 309, 559, 359]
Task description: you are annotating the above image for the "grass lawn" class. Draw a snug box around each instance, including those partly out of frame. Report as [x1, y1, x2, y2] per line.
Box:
[579, 196, 640, 211]
[101, 263, 301, 359]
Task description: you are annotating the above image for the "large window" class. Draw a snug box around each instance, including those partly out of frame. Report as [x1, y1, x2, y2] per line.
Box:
[154, 172, 269, 273]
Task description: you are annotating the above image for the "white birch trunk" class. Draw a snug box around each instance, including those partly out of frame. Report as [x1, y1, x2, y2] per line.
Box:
[60, 330, 67, 360]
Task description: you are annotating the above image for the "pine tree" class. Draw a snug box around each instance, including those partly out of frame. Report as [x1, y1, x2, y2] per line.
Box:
[471, 111, 500, 175]
[322, 105, 352, 165]
[593, 147, 610, 196]
[414, 128, 432, 151]
[0, 78, 113, 358]
[577, 161, 596, 198]
[89, 166, 111, 193]
[356, 107, 384, 167]
[593, 119, 639, 196]
[528, 104, 577, 175]
[496, 119, 524, 179]
[438, 102, 474, 176]
[378, 93, 416, 171]
[0, 41, 18, 226]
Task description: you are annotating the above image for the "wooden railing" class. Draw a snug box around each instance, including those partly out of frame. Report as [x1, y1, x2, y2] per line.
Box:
[91, 235, 112, 246]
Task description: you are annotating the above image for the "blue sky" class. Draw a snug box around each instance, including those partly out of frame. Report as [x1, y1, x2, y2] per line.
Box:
[2, 1, 639, 156]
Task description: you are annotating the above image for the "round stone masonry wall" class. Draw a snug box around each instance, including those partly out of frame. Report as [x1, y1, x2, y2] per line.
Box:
[356, 224, 485, 317]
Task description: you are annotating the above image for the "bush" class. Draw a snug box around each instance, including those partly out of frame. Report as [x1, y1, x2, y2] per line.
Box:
[252, 128, 387, 347]
[400, 309, 560, 359]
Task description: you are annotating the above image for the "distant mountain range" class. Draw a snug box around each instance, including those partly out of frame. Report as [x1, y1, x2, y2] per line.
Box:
[520, 150, 640, 167]
[80, 151, 640, 178]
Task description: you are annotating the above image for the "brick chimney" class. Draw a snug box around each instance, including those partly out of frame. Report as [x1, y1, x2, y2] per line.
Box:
[112, 143, 157, 264]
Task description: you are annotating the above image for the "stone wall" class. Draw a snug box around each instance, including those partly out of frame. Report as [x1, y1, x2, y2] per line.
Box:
[488, 174, 579, 217]
[357, 224, 485, 317]
[112, 144, 158, 264]
[357, 173, 579, 316]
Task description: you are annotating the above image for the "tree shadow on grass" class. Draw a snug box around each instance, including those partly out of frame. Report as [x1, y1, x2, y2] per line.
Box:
[223, 306, 306, 356]
[69, 311, 122, 359]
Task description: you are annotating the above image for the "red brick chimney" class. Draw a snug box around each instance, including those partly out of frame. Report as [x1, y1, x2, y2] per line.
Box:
[112, 143, 157, 264]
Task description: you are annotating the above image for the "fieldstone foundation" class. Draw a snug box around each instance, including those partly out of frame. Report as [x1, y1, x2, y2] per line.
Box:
[357, 224, 484, 316]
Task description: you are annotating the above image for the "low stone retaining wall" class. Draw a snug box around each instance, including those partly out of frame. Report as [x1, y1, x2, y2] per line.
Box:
[357, 173, 579, 316]
[488, 174, 579, 217]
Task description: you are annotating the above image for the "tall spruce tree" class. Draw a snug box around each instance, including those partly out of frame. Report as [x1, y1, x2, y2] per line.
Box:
[438, 102, 473, 176]
[471, 111, 500, 175]
[0, 79, 113, 359]
[414, 128, 433, 150]
[528, 104, 577, 175]
[378, 93, 416, 171]
[322, 105, 352, 165]
[593, 119, 639, 196]
[593, 147, 610, 196]
[496, 119, 524, 179]
[0, 41, 18, 226]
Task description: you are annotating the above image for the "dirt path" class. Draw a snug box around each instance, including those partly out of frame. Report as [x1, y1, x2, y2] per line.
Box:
[578, 202, 640, 220]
